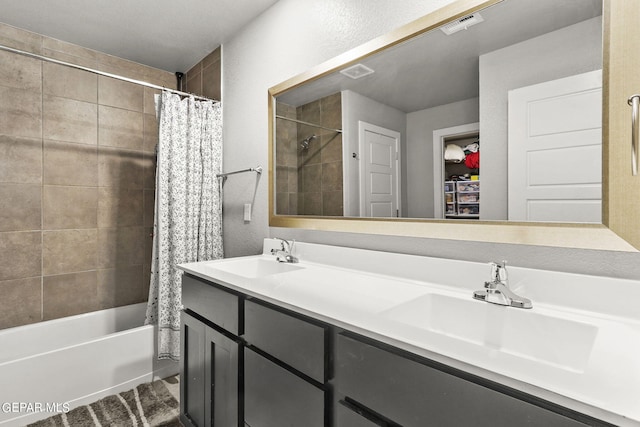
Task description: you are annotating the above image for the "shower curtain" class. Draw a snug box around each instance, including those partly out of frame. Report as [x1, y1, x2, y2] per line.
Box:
[145, 91, 223, 361]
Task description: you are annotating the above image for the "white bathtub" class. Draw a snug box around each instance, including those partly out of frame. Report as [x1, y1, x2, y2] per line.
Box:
[0, 303, 178, 426]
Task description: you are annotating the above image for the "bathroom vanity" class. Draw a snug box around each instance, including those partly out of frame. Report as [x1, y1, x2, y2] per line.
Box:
[178, 240, 640, 427]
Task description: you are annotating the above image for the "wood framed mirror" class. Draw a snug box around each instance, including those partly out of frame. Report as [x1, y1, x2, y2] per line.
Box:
[268, 0, 640, 252]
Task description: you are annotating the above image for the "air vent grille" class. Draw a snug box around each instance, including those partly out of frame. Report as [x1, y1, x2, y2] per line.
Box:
[340, 63, 375, 80]
[440, 12, 484, 35]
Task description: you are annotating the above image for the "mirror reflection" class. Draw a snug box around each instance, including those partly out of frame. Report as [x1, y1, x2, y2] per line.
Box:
[274, 0, 603, 222]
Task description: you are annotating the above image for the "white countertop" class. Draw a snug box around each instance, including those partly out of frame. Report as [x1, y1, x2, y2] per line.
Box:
[179, 239, 640, 427]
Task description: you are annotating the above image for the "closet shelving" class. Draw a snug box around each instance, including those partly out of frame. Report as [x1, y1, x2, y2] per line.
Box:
[442, 132, 480, 219]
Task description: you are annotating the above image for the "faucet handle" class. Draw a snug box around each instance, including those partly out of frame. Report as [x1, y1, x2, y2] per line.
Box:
[273, 237, 289, 251]
[489, 260, 508, 284]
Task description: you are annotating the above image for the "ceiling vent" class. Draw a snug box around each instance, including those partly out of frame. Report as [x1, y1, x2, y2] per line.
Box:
[440, 12, 484, 35]
[340, 63, 375, 80]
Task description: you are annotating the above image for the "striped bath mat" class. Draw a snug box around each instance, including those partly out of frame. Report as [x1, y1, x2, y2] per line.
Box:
[28, 375, 182, 427]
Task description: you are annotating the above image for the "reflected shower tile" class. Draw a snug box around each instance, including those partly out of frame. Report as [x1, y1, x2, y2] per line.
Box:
[276, 166, 289, 193]
[323, 191, 344, 217]
[0, 135, 42, 184]
[0, 184, 41, 232]
[287, 166, 298, 193]
[321, 92, 342, 129]
[298, 99, 320, 125]
[303, 192, 322, 216]
[302, 163, 322, 193]
[43, 95, 98, 145]
[0, 277, 41, 329]
[288, 193, 298, 215]
[0, 231, 42, 281]
[276, 192, 289, 215]
[43, 229, 98, 275]
[43, 271, 99, 320]
[322, 161, 343, 192]
[321, 133, 342, 163]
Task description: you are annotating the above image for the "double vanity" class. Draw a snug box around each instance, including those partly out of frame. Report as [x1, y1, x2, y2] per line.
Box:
[178, 239, 640, 427]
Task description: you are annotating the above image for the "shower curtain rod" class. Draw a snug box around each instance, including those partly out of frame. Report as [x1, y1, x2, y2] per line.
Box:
[275, 115, 342, 133]
[0, 44, 218, 103]
[217, 166, 263, 179]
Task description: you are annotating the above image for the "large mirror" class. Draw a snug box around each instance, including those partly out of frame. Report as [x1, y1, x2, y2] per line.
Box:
[269, 0, 640, 251]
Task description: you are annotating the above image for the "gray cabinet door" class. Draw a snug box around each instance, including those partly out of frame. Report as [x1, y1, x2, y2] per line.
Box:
[244, 347, 325, 427]
[336, 333, 592, 427]
[181, 311, 207, 427]
[336, 400, 390, 427]
[180, 311, 240, 427]
[244, 299, 328, 383]
[182, 274, 240, 335]
[205, 325, 239, 427]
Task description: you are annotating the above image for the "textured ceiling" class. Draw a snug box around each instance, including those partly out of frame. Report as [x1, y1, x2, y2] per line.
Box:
[278, 0, 603, 113]
[0, 0, 279, 72]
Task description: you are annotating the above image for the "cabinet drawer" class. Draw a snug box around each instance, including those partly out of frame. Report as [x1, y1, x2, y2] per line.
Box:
[244, 348, 325, 427]
[182, 274, 240, 335]
[336, 333, 589, 427]
[244, 299, 327, 383]
[336, 400, 391, 427]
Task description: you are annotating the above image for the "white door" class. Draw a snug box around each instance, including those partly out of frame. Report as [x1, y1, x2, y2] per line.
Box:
[359, 122, 401, 217]
[508, 70, 602, 222]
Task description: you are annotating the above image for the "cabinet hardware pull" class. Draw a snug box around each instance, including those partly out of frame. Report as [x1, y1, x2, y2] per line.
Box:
[628, 94, 640, 175]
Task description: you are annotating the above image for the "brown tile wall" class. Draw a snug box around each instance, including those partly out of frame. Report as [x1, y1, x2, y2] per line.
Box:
[274, 93, 343, 216]
[275, 102, 299, 215]
[0, 22, 175, 329]
[297, 93, 343, 216]
[185, 47, 221, 101]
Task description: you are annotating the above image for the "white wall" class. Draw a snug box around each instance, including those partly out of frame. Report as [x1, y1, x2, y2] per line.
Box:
[479, 17, 602, 220]
[222, 0, 453, 257]
[342, 90, 407, 217]
[406, 97, 479, 218]
[222, 0, 640, 280]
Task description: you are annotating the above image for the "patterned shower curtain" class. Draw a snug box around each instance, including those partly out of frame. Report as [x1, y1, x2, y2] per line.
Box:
[145, 91, 223, 361]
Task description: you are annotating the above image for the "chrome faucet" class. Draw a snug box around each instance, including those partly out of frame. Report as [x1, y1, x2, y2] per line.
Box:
[473, 261, 532, 309]
[270, 238, 299, 263]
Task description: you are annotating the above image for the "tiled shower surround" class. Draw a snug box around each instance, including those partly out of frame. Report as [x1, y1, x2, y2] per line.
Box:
[185, 47, 221, 101]
[275, 93, 343, 216]
[0, 23, 219, 329]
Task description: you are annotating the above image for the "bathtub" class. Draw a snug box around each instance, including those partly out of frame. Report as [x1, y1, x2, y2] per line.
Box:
[0, 303, 178, 427]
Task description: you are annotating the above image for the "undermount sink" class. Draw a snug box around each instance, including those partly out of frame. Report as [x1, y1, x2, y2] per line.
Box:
[213, 257, 303, 278]
[381, 293, 598, 372]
